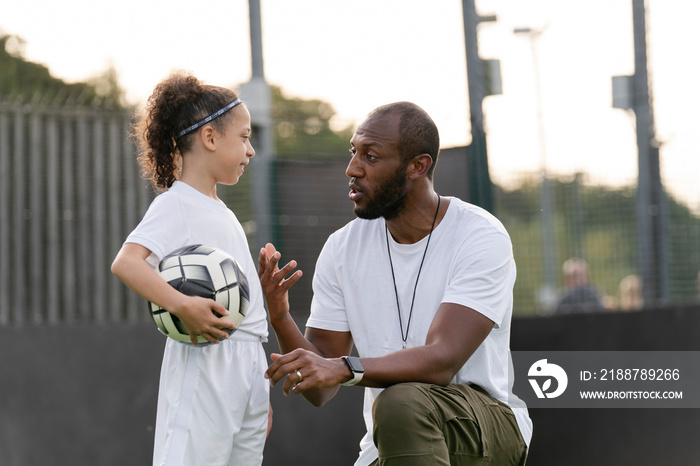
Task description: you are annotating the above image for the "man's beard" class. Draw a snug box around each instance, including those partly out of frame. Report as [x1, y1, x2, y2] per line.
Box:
[353, 167, 408, 221]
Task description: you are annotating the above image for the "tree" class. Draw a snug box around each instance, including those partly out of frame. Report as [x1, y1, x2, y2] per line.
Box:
[0, 33, 125, 107]
[270, 85, 354, 158]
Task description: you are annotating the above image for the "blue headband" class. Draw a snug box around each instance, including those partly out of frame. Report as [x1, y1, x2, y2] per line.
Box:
[176, 98, 242, 139]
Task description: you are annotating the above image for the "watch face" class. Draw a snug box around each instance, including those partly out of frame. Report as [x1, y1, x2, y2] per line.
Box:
[347, 356, 364, 373]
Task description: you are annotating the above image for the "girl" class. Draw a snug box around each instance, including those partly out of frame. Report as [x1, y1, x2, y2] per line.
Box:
[111, 72, 270, 465]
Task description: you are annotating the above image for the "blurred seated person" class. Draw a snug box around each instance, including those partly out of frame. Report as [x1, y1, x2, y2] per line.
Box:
[553, 258, 606, 314]
[618, 274, 643, 311]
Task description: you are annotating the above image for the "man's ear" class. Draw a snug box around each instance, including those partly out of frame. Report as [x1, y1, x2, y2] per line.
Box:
[407, 154, 433, 179]
[199, 124, 217, 151]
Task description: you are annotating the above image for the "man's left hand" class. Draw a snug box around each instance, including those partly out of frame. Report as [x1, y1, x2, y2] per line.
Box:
[265, 349, 351, 396]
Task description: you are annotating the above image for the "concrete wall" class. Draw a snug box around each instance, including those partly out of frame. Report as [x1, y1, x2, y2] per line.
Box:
[0, 323, 364, 466]
[0, 325, 160, 465]
[1, 306, 698, 465]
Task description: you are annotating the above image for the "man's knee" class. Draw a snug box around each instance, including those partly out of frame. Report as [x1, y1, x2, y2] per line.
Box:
[372, 383, 432, 432]
[372, 384, 525, 465]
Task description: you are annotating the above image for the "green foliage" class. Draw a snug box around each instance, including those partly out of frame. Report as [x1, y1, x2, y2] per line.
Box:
[0, 33, 125, 107]
[271, 85, 354, 158]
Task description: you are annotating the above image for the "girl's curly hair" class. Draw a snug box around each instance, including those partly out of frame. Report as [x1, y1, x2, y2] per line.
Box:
[132, 71, 239, 190]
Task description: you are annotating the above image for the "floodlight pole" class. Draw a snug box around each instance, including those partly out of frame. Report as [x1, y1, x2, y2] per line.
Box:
[242, 0, 276, 250]
[461, 0, 494, 213]
[631, 0, 668, 305]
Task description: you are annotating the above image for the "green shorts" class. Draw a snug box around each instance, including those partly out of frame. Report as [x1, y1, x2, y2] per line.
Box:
[370, 382, 527, 466]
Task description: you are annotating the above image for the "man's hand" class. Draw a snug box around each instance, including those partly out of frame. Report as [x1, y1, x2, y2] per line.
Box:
[258, 243, 302, 322]
[265, 349, 351, 397]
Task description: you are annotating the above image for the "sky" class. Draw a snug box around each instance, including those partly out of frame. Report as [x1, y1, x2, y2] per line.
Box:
[2, 0, 699, 209]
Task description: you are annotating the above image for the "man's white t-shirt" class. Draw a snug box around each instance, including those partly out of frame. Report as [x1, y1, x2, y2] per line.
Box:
[307, 197, 532, 466]
[126, 181, 268, 339]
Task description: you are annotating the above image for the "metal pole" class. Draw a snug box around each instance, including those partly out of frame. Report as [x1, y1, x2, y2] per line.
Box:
[632, 0, 668, 305]
[243, 0, 275, 250]
[462, 0, 494, 213]
[572, 172, 585, 260]
[249, 0, 264, 79]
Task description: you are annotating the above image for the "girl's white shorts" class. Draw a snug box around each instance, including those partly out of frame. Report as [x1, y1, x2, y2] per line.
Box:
[153, 331, 269, 466]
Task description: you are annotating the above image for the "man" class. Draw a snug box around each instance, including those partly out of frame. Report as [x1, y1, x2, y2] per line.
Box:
[259, 102, 531, 465]
[552, 257, 607, 314]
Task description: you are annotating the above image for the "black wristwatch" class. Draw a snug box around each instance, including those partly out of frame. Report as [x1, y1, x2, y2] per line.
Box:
[340, 356, 364, 386]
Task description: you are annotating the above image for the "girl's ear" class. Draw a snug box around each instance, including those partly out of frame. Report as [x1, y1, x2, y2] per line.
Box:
[407, 153, 433, 179]
[199, 124, 217, 151]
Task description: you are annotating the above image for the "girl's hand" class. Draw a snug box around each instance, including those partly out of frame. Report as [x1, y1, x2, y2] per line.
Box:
[258, 243, 302, 323]
[171, 295, 236, 345]
[112, 243, 235, 345]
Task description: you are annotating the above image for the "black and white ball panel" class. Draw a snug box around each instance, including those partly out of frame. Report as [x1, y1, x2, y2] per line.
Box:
[148, 244, 250, 345]
[219, 255, 250, 315]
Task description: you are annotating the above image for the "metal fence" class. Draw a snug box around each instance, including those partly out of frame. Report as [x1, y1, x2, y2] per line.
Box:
[0, 101, 153, 325]
[2, 101, 699, 326]
[492, 173, 700, 315]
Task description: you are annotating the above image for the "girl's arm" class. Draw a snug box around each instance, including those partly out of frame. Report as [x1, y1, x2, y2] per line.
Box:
[111, 243, 235, 345]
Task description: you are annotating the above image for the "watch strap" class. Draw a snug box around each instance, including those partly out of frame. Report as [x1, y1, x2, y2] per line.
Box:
[340, 356, 364, 386]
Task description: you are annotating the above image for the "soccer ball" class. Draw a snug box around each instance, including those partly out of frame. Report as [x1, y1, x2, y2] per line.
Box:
[149, 244, 250, 345]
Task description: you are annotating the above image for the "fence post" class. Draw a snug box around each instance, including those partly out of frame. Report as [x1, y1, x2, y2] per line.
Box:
[46, 112, 61, 324]
[122, 117, 144, 323]
[93, 112, 107, 322]
[108, 115, 124, 321]
[76, 113, 91, 321]
[61, 112, 77, 323]
[0, 109, 9, 325]
[29, 110, 44, 324]
[12, 106, 26, 325]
